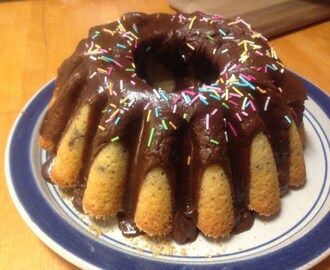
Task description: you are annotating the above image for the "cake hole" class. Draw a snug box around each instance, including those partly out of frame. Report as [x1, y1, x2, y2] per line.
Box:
[133, 38, 219, 92]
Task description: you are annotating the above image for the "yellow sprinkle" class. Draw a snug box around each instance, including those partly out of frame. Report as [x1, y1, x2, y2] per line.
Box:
[189, 16, 197, 29]
[120, 96, 129, 104]
[232, 86, 244, 96]
[228, 21, 239, 26]
[110, 108, 120, 119]
[276, 61, 285, 68]
[129, 31, 139, 40]
[169, 121, 177, 130]
[97, 68, 107, 73]
[186, 43, 195, 50]
[248, 93, 255, 100]
[98, 125, 105, 131]
[257, 86, 267, 94]
[225, 88, 229, 100]
[220, 78, 225, 84]
[187, 156, 191, 165]
[278, 87, 283, 93]
[109, 82, 113, 95]
[251, 33, 261, 39]
[127, 40, 132, 46]
[213, 90, 220, 97]
[132, 63, 136, 69]
[109, 103, 117, 108]
[146, 109, 152, 122]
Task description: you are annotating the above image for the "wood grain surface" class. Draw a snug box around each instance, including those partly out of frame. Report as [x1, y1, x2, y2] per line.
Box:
[0, 0, 329, 269]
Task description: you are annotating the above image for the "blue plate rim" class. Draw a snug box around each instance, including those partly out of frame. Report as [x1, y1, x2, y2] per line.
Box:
[5, 77, 330, 270]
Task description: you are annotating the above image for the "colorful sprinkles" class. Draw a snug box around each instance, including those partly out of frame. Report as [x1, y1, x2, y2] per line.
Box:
[83, 13, 290, 150]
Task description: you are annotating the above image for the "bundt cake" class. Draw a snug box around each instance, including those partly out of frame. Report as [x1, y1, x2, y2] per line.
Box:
[39, 12, 307, 244]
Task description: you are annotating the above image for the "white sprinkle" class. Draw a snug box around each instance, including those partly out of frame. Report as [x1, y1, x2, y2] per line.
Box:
[98, 86, 104, 94]
[128, 99, 135, 107]
[223, 36, 234, 40]
[242, 97, 248, 110]
[221, 48, 228, 53]
[228, 64, 237, 72]
[224, 131, 228, 142]
[264, 96, 271, 111]
[172, 104, 177, 114]
[120, 80, 124, 90]
[153, 89, 161, 99]
[89, 56, 97, 61]
[212, 48, 217, 55]
[89, 72, 97, 78]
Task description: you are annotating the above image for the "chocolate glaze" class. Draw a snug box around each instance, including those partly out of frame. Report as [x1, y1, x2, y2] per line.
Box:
[39, 12, 307, 243]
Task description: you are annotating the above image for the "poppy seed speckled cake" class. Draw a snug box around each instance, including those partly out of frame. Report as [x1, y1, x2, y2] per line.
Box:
[39, 12, 307, 244]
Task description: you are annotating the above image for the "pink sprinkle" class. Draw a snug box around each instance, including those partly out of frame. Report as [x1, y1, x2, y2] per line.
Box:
[114, 61, 123, 68]
[105, 118, 112, 123]
[134, 40, 138, 48]
[126, 55, 134, 60]
[242, 111, 249, 117]
[173, 104, 177, 114]
[189, 95, 200, 105]
[113, 90, 117, 96]
[239, 73, 251, 81]
[264, 66, 268, 73]
[130, 80, 136, 85]
[107, 67, 113, 75]
[261, 35, 268, 41]
[290, 107, 297, 118]
[182, 90, 196, 96]
[211, 108, 218, 115]
[256, 50, 264, 56]
[229, 93, 241, 98]
[236, 112, 242, 122]
[206, 114, 210, 130]
[250, 100, 256, 111]
[204, 85, 223, 92]
[248, 75, 256, 80]
[174, 96, 182, 104]
[228, 121, 238, 137]
[257, 67, 263, 72]
[131, 73, 137, 78]
[229, 100, 239, 106]
[225, 72, 229, 80]
[144, 102, 150, 110]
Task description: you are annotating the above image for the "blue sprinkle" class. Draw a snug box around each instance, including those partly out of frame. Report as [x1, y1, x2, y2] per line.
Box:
[266, 64, 277, 71]
[155, 108, 159, 117]
[284, 115, 292, 124]
[198, 87, 213, 93]
[115, 116, 121, 125]
[211, 82, 219, 86]
[210, 94, 221, 101]
[100, 56, 115, 63]
[233, 82, 248, 87]
[199, 97, 209, 105]
[160, 91, 169, 102]
[239, 75, 255, 90]
[219, 29, 227, 36]
[245, 101, 250, 108]
[117, 43, 127, 49]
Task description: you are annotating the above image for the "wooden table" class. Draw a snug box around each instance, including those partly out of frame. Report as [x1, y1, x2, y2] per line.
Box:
[0, 0, 329, 269]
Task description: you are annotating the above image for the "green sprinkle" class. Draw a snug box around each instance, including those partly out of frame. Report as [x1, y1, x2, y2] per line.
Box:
[111, 136, 120, 142]
[162, 119, 168, 130]
[222, 102, 230, 109]
[147, 127, 156, 147]
[210, 139, 220, 145]
[183, 113, 188, 119]
[125, 68, 135, 72]
[207, 34, 214, 41]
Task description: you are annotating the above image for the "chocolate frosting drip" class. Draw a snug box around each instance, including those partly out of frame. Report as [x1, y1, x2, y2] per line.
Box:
[39, 12, 307, 243]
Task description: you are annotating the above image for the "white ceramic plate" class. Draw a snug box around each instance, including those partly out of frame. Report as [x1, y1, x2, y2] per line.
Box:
[5, 77, 330, 270]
